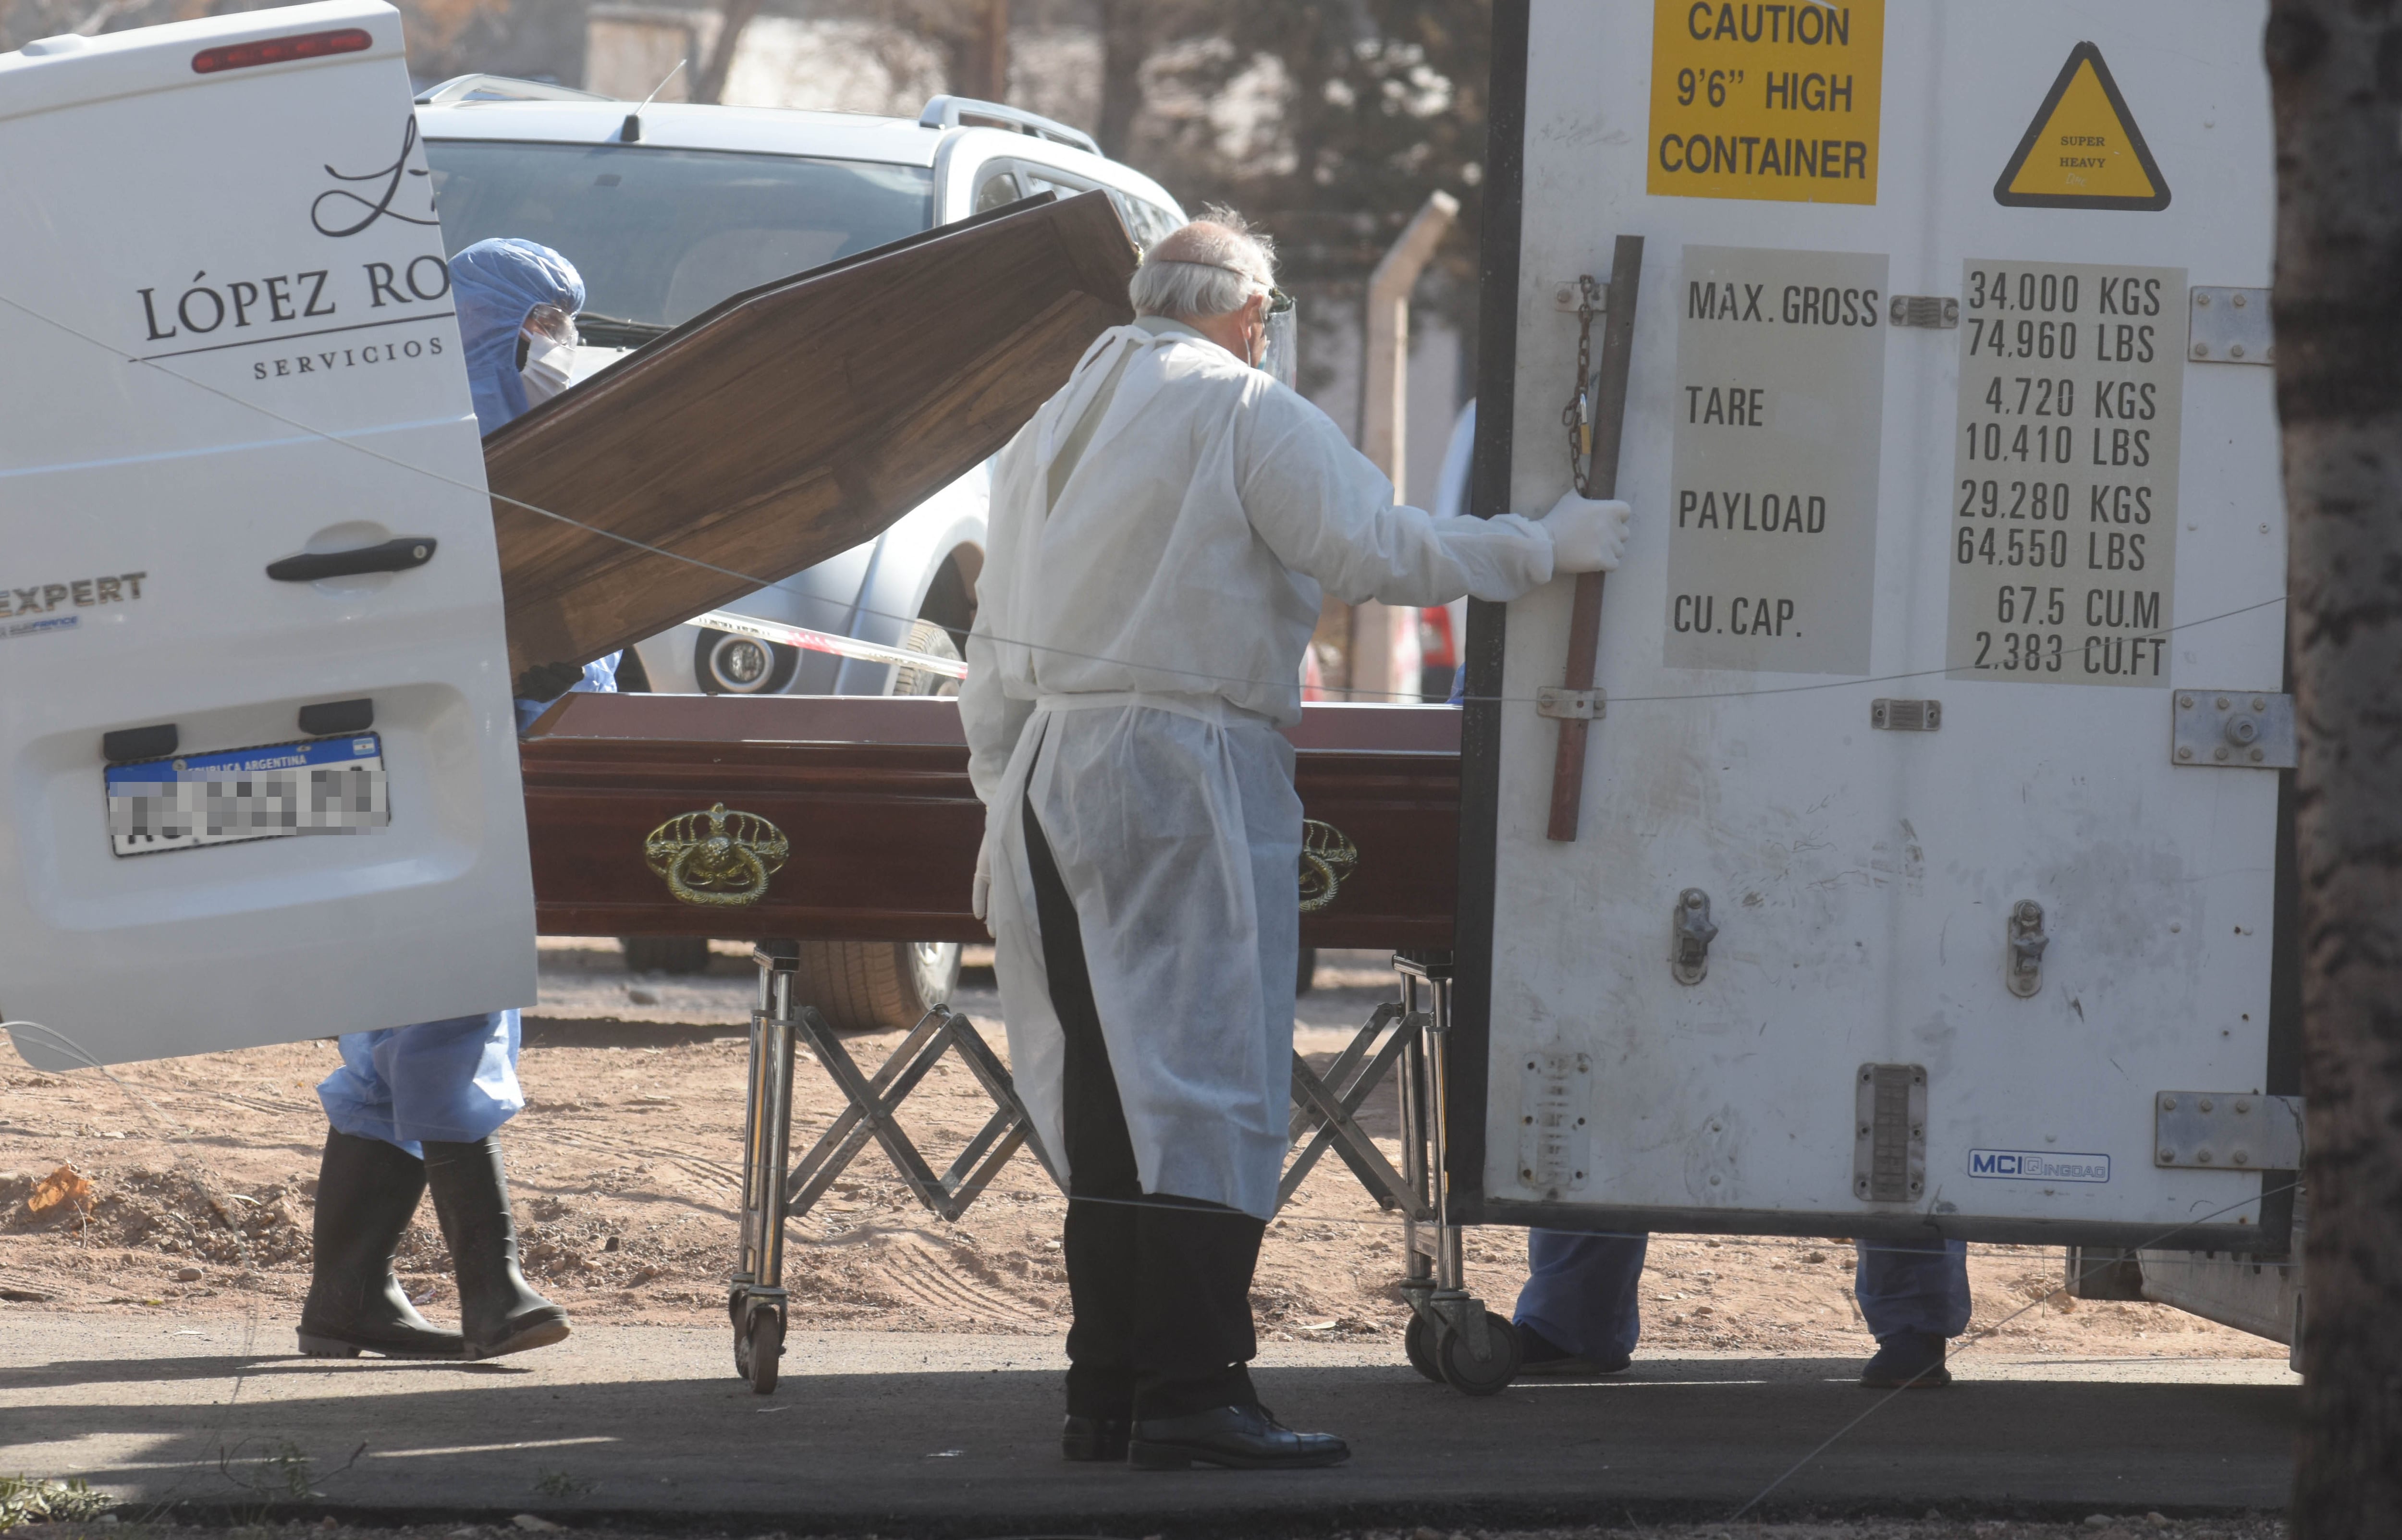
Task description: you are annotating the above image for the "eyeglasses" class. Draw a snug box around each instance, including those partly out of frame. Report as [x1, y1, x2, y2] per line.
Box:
[1266, 288, 1294, 316]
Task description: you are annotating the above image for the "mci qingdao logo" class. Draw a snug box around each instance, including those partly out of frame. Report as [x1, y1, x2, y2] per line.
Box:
[1968, 1149, 2111, 1183]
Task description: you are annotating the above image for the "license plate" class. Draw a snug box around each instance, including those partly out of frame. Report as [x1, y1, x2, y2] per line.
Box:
[106, 733, 390, 857]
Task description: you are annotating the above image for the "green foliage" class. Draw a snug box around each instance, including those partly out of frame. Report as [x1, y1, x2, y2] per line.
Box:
[0, 1476, 113, 1531]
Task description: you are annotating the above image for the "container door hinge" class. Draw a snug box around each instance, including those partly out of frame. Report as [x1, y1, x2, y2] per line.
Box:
[2173, 690, 2295, 769]
[1517, 1051, 1592, 1200]
[2189, 286, 2273, 365]
[1854, 1063, 1928, 1203]
[2155, 1091, 2305, 1171]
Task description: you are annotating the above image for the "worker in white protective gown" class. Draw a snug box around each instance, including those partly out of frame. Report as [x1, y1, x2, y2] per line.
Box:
[961, 214, 1632, 1471]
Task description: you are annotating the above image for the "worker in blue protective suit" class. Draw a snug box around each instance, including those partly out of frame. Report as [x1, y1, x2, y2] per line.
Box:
[451, 237, 586, 435]
[1511, 1232, 1973, 1388]
[297, 239, 616, 1362]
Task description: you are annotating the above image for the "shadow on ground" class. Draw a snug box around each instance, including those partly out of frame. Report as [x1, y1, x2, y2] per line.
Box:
[4, 1329, 2296, 1533]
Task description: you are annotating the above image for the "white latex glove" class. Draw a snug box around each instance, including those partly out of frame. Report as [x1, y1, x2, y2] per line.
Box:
[1540, 492, 1633, 574]
[971, 839, 993, 927]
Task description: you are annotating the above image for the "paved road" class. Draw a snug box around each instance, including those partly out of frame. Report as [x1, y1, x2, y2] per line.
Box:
[2, 1315, 2295, 1532]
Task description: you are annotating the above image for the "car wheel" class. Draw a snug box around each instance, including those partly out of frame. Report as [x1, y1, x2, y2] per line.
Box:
[696, 628, 798, 694]
[794, 620, 967, 1032]
[889, 618, 961, 698]
[790, 938, 962, 1033]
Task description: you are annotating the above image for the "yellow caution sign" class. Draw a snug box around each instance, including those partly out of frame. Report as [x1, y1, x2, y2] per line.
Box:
[1646, 0, 1885, 206]
[1995, 42, 2170, 210]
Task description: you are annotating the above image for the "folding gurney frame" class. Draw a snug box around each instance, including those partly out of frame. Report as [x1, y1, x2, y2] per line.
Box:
[725, 944, 1520, 1396]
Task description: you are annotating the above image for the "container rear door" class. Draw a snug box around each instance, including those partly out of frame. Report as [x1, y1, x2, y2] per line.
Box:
[1473, 0, 2287, 1251]
[0, 0, 535, 1068]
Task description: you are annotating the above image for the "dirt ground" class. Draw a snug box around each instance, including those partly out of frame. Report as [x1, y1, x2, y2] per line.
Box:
[1, 942, 2287, 1369]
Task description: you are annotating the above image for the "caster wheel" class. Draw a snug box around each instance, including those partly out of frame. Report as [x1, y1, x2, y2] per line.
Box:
[1403, 1312, 1443, 1382]
[745, 1308, 784, 1395]
[1435, 1311, 1521, 1397]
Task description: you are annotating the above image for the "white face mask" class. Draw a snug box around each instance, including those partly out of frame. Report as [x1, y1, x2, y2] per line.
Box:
[520, 337, 574, 406]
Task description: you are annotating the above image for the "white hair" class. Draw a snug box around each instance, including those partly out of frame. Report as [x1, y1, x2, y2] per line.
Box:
[1128, 208, 1277, 321]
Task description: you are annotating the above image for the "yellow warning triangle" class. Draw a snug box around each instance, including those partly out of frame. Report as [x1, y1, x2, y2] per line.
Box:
[1995, 42, 2170, 211]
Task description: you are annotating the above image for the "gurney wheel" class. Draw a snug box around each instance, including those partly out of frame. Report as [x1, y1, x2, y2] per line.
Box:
[744, 1307, 783, 1396]
[1403, 1312, 1442, 1382]
[1435, 1312, 1520, 1397]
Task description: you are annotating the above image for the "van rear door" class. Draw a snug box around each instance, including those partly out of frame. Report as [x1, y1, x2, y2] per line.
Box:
[0, 0, 535, 1069]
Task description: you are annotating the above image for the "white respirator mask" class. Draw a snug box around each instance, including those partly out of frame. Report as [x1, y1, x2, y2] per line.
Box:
[518, 303, 579, 408]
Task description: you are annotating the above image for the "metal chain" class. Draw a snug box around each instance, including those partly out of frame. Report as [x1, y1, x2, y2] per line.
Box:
[1558, 273, 1601, 495]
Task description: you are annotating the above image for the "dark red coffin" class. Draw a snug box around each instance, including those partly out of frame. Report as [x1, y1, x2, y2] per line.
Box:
[518, 694, 1459, 948]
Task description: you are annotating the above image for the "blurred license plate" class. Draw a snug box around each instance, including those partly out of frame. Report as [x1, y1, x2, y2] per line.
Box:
[106, 734, 390, 857]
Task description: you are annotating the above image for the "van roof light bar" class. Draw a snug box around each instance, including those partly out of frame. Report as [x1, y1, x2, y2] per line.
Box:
[413, 73, 616, 106]
[917, 95, 1099, 156]
[193, 26, 370, 73]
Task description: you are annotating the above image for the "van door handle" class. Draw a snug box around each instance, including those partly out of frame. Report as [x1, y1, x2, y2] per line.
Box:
[267, 538, 437, 582]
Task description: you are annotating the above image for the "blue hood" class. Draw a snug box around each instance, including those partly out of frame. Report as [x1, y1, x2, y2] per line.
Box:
[450, 238, 585, 435]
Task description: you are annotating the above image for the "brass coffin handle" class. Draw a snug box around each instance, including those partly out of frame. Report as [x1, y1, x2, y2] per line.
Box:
[644, 803, 790, 907]
[1298, 819, 1359, 915]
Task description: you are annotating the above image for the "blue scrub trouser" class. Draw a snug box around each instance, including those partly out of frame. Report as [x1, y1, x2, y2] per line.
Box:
[1513, 1230, 1972, 1361]
[311, 674, 607, 1159]
[316, 1011, 523, 1159]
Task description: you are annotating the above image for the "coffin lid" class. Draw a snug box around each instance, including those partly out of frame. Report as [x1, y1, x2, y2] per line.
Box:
[483, 189, 1138, 685]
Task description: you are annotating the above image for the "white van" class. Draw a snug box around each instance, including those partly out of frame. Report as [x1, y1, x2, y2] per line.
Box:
[0, 1, 537, 1068]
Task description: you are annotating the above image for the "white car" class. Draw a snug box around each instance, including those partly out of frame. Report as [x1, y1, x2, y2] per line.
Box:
[413, 78, 1184, 1011]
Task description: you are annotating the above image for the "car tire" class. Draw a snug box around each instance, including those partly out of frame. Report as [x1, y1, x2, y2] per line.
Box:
[793, 620, 967, 1033]
[790, 939, 962, 1033]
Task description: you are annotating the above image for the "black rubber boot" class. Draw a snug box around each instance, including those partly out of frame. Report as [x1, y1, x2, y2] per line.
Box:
[422, 1136, 572, 1359]
[296, 1130, 463, 1359]
[1859, 1329, 1952, 1388]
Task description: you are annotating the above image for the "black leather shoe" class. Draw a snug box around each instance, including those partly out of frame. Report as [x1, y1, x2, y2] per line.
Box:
[1061, 1414, 1130, 1462]
[296, 1130, 463, 1359]
[1517, 1322, 1631, 1378]
[1860, 1330, 1951, 1388]
[1128, 1404, 1348, 1470]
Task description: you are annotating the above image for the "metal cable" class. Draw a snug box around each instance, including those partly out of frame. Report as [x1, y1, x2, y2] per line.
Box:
[0, 287, 2284, 709]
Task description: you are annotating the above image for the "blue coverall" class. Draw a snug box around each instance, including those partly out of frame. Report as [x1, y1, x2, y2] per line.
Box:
[1514, 1230, 1972, 1366]
[314, 237, 614, 1158]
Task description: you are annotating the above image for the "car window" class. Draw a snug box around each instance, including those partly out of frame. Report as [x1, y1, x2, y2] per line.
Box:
[972, 165, 1023, 214]
[1148, 200, 1185, 241]
[1125, 196, 1183, 248]
[423, 141, 934, 331]
[1014, 160, 1099, 201]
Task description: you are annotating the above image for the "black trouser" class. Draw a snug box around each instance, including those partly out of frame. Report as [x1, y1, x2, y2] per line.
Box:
[1023, 794, 1266, 1421]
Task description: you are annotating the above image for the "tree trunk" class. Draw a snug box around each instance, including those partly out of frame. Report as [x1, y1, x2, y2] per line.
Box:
[959, 0, 1008, 102]
[689, 0, 763, 105]
[2266, 2, 2402, 1531]
[1095, 0, 1147, 159]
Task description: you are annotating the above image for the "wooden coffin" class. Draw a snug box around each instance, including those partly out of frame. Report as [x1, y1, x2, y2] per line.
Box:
[518, 694, 1460, 948]
[485, 191, 1137, 683]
